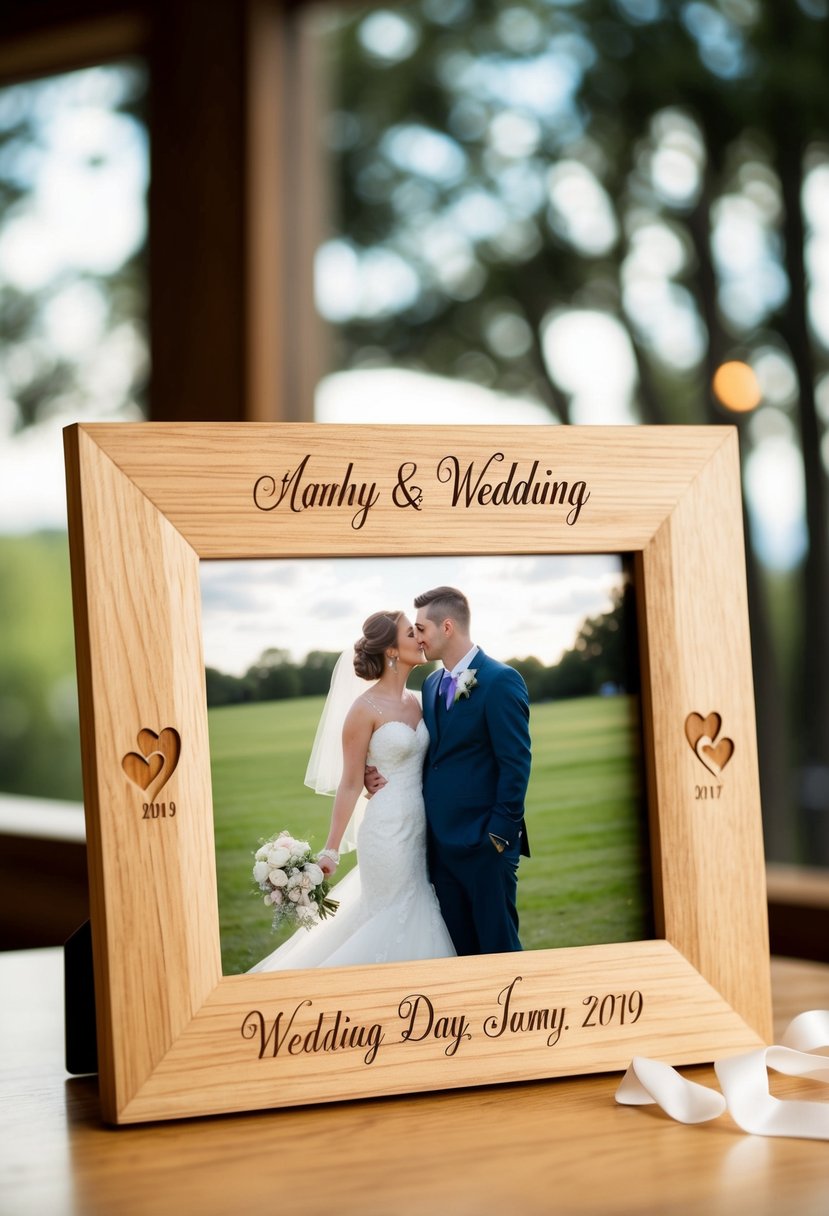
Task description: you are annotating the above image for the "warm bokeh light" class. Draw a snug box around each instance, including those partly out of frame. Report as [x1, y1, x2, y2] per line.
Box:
[712, 360, 763, 412]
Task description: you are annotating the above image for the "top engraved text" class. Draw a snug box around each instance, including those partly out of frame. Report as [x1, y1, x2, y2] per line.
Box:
[252, 451, 591, 530]
[253, 455, 379, 531]
[437, 452, 590, 524]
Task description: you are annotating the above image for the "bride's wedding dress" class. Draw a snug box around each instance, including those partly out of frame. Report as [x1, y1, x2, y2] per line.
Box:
[249, 718, 456, 971]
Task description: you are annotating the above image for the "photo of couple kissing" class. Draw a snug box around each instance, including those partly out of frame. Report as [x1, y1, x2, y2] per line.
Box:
[248, 585, 532, 972]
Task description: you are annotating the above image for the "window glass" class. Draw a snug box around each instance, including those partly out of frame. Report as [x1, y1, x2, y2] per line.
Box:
[0, 62, 148, 800]
[307, 2, 829, 863]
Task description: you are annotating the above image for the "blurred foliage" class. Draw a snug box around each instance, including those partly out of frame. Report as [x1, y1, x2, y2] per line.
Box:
[207, 649, 344, 706]
[2, 9, 829, 862]
[0, 63, 148, 802]
[0, 62, 148, 433]
[206, 646, 438, 708]
[510, 585, 639, 701]
[0, 533, 81, 800]
[320, 1, 829, 418]
[313, 0, 829, 860]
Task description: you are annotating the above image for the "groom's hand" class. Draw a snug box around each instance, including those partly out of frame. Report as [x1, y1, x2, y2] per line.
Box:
[364, 765, 387, 798]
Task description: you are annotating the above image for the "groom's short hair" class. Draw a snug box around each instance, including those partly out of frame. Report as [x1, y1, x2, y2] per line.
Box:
[414, 586, 470, 631]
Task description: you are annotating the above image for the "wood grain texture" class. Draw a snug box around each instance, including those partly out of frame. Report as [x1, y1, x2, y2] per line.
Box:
[63, 422, 771, 1123]
[120, 942, 763, 1123]
[637, 431, 770, 1038]
[71, 422, 725, 554]
[65, 426, 221, 1120]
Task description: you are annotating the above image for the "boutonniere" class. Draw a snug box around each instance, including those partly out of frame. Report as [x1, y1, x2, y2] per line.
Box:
[454, 669, 478, 703]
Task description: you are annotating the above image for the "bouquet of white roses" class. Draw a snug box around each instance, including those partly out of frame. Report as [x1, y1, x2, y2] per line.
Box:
[252, 831, 338, 932]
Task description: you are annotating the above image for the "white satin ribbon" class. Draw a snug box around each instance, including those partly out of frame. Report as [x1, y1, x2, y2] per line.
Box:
[616, 1010, 829, 1139]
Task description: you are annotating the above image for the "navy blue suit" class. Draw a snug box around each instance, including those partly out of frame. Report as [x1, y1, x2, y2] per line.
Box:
[422, 650, 531, 955]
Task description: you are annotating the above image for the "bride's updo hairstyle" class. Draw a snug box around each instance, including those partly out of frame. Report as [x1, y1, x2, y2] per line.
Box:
[354, 611, 402, 680]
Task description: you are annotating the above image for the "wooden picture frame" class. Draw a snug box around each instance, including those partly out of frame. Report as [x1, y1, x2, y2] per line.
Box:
[64, 423, 771, 1125]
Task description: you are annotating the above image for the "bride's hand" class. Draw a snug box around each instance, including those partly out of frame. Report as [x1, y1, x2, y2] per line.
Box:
[317, 848, 339, 877]
[364, 765, 387, 798]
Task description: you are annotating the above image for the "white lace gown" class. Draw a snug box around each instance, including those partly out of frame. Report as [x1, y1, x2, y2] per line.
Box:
[248, 719, 456, 971]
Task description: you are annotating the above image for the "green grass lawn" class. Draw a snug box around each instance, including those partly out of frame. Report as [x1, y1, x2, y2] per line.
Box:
[209, 693, 653, 974]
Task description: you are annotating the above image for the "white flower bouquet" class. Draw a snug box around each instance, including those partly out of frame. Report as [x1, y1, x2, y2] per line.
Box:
[252, 831, 338, 932]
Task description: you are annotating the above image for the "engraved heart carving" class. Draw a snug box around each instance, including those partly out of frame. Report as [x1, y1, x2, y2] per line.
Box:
[122, 727, 181, 795]
[685, 712, 734, 777]
[694, 735, 735, 778]
[684, 712, 721, 751]
[121, 751, 164, 790]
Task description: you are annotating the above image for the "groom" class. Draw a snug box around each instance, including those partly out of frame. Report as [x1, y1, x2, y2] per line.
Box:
[413, 586, 531, 955]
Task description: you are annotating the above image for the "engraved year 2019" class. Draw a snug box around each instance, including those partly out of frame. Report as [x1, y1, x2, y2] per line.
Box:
[582, 990, 643, 1028]
[142, 801, 176, 819]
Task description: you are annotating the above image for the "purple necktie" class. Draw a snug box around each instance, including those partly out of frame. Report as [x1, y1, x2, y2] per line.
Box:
[439, 670, 458, 709]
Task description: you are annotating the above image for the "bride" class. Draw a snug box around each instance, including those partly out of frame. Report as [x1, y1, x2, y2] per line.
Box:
[248, 610, 456, 971]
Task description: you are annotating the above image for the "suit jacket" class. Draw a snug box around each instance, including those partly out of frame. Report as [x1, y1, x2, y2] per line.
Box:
[421, 649, 531, 857]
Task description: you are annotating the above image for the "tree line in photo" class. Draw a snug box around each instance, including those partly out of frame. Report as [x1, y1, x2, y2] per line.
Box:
[205, 586, 639, 708]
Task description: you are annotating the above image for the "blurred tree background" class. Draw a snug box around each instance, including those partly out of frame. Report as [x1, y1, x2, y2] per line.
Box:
[310, 0, 829, 862]
[0, 63, 148, 801]
[2, 0, 829, 863]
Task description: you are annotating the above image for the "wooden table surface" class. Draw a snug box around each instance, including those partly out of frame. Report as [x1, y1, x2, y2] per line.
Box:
[1, 949, 828, 1216]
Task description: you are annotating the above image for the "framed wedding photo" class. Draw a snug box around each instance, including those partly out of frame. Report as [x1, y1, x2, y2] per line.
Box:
[202, 552, 652, 976]
[64, 423, 772, 1125]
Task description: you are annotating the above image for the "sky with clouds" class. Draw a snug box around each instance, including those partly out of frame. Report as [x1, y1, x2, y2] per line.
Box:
[199, 553, 626, 675]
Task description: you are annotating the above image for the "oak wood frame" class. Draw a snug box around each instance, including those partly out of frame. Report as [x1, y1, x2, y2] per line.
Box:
[64, 422, 772, 1124]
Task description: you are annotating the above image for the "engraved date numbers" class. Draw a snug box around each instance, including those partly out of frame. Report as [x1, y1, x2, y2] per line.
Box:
[582, 990, 644, 1028]
[142, 801, 176, 820]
